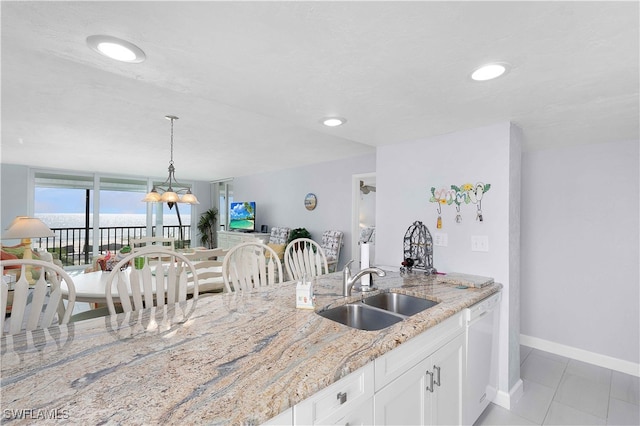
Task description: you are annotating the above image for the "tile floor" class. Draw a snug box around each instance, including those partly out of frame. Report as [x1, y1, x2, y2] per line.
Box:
[474, 346, 640, 426]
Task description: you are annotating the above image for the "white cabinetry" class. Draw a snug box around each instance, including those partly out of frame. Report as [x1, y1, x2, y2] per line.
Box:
[374, 334, 464, 425]
[275, 295, 500, 426]
[374, 311, 464, 391]
[294, 363, 374, 425]
[217, 231, 270, 249]
[430, 332, 465, 425]
[373, 313, 465, 426]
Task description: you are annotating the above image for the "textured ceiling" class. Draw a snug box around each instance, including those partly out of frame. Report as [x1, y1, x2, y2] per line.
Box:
[1, 1, 638, 182]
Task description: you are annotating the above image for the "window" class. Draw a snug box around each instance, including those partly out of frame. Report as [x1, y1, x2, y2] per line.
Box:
[214, 180, 233, 230]
[33, 171, 193, 267]
[34, 173, 94, 266]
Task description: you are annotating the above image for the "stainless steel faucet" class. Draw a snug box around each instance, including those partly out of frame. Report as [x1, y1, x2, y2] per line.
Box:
[342, 260, 386, 296]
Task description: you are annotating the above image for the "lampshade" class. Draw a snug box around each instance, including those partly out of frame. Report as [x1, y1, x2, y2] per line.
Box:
[160, 191, 180, 203]
[180, 191, 199, 204]
[141, 190, 162, 202]
[2, 216, 55, 240]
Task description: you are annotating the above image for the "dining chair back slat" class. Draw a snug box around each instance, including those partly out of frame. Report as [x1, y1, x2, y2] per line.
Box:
[0, 282, 7, 333]
[222, 242, 283, 293]
[284, 238, 329, 281]
[1, 259, 76, 336]
[9, 273, 30, 334]
[105, 247, 198, 316]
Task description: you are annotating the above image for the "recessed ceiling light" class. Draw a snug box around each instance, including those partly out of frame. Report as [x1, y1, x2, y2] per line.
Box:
[471, 63, 509, 81]
[322, 117, 347, 127]
[87, 35, 146, 63]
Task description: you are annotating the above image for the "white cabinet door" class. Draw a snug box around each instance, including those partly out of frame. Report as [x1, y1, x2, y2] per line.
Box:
[291, 312, 467, 426]
[429, 333, 465, 426]
[374, 356, 430, 425]
[374, 312, 464, 392]
[373, 332, 465, 426]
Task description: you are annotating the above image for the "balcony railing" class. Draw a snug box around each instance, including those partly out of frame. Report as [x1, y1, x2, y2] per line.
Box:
[33, 225, 191, 266]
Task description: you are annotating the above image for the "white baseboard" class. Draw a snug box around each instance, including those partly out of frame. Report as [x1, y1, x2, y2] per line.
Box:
[493, 379, 523, 410]
[520, 334, 640, 377]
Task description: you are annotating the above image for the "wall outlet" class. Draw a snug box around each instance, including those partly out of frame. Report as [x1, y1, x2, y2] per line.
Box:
[471, 235, 489, 252]
[433, 233, 448, 247]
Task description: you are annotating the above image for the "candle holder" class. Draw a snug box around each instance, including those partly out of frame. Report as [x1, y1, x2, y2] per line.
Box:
[402, 221, 436, 274]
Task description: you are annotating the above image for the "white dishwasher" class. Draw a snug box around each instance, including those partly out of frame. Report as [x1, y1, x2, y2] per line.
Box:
[464, 291, 501, 425]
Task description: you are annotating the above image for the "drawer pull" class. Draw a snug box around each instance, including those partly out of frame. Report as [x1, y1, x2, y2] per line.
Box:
[434, 365, 441, 387]
[337, 391, 347, 405]
[426, 370, 434, 393]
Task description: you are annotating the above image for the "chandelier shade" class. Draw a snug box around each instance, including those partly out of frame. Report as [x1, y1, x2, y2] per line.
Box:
[143, 115, 199, 205]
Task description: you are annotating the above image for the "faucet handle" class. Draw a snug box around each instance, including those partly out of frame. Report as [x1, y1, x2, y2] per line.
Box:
[344, 259, 354, 272]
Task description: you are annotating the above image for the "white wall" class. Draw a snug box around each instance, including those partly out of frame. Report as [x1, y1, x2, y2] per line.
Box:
[375, 122, 521, 401]
[232, 154, 376, 271]
[520, 139, 639, 364]
[1, 164, 30, 231]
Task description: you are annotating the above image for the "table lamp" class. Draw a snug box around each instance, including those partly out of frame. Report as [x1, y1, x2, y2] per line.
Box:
[2, 216, 55, 282]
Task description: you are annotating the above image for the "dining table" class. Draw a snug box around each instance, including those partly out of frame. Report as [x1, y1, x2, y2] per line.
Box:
[64, 267, 200, 304]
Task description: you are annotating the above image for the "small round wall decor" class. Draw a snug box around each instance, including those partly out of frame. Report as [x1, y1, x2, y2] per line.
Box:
[304, 193, 317, 211]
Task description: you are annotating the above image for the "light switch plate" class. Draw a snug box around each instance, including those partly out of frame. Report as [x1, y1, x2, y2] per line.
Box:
[471, 235, 489, 252]
[434, 233, 448, 247]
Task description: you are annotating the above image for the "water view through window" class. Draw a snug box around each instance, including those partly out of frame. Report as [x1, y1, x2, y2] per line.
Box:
[34, 187, 191, 266]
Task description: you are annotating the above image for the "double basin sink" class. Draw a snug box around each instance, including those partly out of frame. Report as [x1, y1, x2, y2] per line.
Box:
[318, 292, 439, 331]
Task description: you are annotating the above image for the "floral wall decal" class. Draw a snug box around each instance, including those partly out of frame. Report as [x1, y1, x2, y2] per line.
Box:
[429, 182, 491, 227]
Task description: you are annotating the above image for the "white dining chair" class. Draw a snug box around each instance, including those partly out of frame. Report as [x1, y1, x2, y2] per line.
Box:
[222, 242, 283, 293]
[284, 238, 329, 281]
[1, 259, 76, 336]
[105, 247, 198, 315]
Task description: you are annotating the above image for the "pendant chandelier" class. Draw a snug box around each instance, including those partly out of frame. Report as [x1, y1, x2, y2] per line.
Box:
[142, 115, 199, 204]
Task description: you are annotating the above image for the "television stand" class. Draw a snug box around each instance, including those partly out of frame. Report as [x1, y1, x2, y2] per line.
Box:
[217, 230, 270, 249]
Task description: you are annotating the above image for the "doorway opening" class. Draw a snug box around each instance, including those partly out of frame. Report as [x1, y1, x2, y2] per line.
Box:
[351, 172, 376, 269]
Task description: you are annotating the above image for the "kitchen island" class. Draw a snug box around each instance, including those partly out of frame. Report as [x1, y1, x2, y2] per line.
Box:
[1, 270, 500, 424]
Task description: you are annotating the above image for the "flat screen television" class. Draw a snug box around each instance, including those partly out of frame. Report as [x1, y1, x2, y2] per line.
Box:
[229, 201, 256, 232]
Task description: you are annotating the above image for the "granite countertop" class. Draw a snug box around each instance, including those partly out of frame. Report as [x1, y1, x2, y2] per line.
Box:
[0, 271, 501, 424]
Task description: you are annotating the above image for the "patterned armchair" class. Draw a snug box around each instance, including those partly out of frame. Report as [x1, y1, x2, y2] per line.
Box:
[320, 230, 343, 272]
[268, 227, 290, 245]
[359, 226, 376, 244]
[267, 227, 290, 261]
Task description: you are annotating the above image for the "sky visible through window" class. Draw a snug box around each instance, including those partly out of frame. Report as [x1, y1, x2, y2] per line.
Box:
[35, 188, 147, 214]
[35, 188, 190, 227]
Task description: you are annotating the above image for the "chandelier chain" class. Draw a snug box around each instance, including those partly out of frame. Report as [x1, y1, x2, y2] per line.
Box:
[169, 116, 175, 165]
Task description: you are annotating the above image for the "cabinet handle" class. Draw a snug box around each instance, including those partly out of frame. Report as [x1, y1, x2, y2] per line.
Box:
[426, 370, 434, 393]
[337, 391, 347, 405]
[434, 365, 441, 387]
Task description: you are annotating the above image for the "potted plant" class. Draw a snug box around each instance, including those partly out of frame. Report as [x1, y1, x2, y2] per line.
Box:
[287, 227, 311, 243]
[197, 208, 219, 248]
[287, 227, 312, 251]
